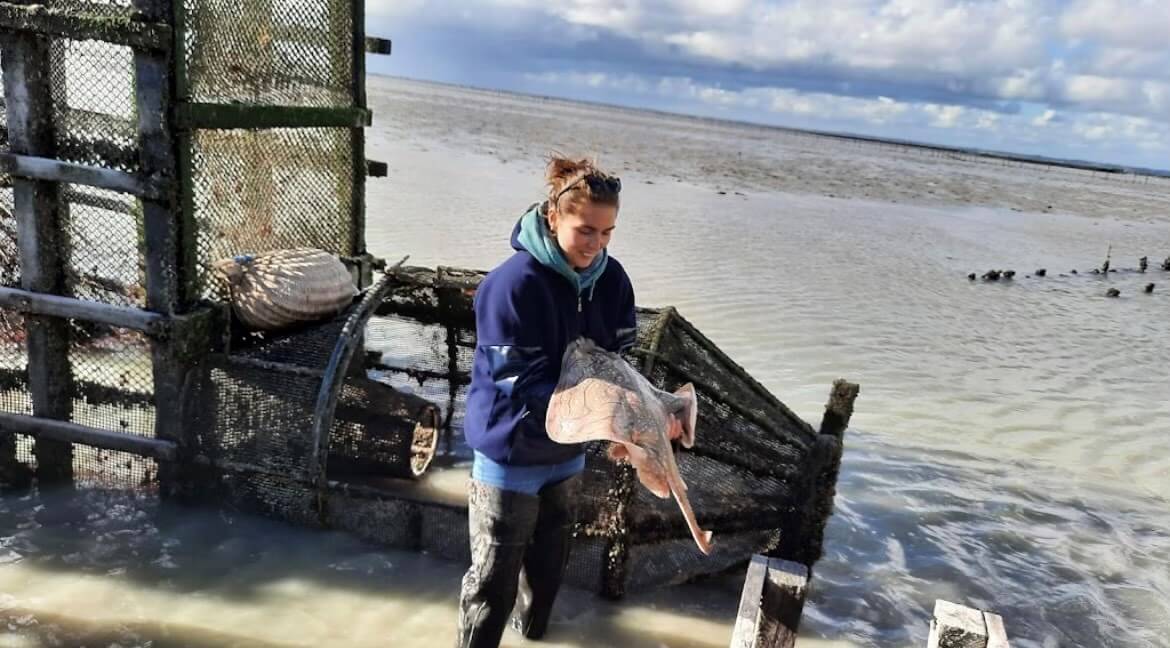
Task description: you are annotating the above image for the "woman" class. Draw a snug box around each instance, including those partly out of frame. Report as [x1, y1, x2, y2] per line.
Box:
[456, 157, 637, 647]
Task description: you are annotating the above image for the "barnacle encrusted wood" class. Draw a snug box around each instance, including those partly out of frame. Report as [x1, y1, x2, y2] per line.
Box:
[214, 248, 357, 330]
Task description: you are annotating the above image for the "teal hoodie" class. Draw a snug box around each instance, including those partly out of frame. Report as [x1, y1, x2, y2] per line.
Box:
[515, 203, 609, 301]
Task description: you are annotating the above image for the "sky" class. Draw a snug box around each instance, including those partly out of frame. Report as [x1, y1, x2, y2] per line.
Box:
[365, 0, 1170, 170]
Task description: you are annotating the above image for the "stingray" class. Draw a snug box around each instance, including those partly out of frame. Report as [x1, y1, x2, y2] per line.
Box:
[546, 337, 714, 554]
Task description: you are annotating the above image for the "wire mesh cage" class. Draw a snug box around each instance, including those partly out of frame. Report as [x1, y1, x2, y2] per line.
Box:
[336, 265, 827, 597]
[201, 270, 439, 523]
[0, 0, 371, 497]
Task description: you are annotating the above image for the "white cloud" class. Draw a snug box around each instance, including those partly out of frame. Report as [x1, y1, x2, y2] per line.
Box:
[1032, 109, 1058, 127]
[1061, 0, 1170, 51]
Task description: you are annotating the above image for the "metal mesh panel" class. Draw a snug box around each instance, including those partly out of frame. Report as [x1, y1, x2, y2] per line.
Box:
[61, 187, 146, 308]
[625, 529, 781, 591]
[73, 446, 158, 490]
[49, 38, 138, 172]
[0, 310, 29, 416]
[190, 128, 355, 297]
[183, 0, 353, 107]
[1, 187, 16, 289]
[68, 323, 156, 439]
[0, 308, 32, 473]
[208, 361, 319, 480]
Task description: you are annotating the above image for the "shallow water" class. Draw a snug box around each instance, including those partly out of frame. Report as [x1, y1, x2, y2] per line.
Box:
[4, 77, 1170, 647]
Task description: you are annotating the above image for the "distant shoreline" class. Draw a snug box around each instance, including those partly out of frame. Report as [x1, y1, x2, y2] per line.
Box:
[369, 72, 1170, 179]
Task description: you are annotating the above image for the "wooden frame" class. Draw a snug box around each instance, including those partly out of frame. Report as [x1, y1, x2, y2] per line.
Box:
[0, 2, 172, 50]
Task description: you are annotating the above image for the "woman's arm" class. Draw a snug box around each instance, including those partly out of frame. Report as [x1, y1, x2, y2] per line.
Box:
[474, 275, 559, 425]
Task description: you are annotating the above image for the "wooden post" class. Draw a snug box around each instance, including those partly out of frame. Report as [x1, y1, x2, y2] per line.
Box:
[729, 555, 809, 648]
[349, 0, 368, 267]
[772, 379, 858, 565]
[1, 23, 74, 483]
[927, 600, 1012, 648]
[819, 379, 860, 439]
[134, 0, 210, 500]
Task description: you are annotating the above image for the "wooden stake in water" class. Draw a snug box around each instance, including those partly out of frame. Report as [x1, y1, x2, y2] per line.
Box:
[730, 555, 809, 648]
[926, 600, 1012, 648]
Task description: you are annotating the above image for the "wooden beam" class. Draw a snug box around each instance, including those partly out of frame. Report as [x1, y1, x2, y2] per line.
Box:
[365, 36, 391, 55]
[730, 555, 809, 648]
[0, 2, 172, 50]
[366, 159, 387, 177]
[349, 0, 367, 260]
[174, 103, 372, 130]
[0, 286, 168, 335]
[0, 153, 169, 200]
[0, 411, 177, 461]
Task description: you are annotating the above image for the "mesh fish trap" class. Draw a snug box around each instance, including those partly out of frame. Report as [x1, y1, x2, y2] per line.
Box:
[200, 270, 441, 523]
[326, 265, 836, 598]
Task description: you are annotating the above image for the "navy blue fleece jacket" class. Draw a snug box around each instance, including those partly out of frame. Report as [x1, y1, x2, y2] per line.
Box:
[463, 205, 638, 466]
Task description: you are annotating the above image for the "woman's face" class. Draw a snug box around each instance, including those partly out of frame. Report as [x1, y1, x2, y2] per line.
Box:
[549, 201, 618, 270]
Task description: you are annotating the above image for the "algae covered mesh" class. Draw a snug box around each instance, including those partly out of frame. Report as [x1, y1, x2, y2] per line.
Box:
[190, 127, 357, 300]
[182, 0, 354, 108]
[360, 266, 838, 597]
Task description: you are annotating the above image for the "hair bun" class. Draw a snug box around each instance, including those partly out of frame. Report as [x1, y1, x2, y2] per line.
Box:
[546, 155, 596, 186]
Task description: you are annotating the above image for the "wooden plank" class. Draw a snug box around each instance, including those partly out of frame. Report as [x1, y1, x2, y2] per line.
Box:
[174, 103, 372, 130]
[983, 612, 1010, 648]
[366, 159, 387, 177]
[2, 26, 75, 482]
[365, 36, 391, 55]
[730, 555, 808, 648]
[0, 153, 170, 200]
[0, 286, 168, 335]
[0, 411, 177, 461]
[0, 2, 171, 50]
[927, 600, 988, 648]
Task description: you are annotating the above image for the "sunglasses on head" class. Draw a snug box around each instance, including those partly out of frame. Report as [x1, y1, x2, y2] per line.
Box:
[553, 173, 622, 206]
